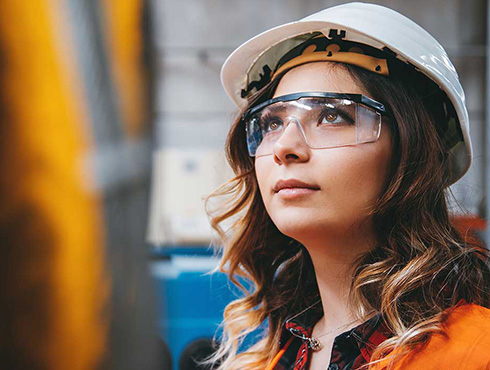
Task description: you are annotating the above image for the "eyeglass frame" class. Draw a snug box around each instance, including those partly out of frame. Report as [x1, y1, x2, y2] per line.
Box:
[242, 91, 391, 156]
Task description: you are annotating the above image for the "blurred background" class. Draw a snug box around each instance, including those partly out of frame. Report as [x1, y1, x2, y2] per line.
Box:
[0, 1, 487, 370]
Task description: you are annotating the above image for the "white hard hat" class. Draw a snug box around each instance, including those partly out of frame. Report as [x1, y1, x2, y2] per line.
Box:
[221, 2, 471, 185]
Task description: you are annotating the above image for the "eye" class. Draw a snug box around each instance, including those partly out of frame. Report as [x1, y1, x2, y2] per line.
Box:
[323, 112, 338, 122]
[269, 121, 281, 130]
[261, 113, 283, 132]
[318, 107, 354, 126]
[318, 110, 344, 125]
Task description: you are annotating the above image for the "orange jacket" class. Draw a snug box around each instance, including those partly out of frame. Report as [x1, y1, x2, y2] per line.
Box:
[268, 304, 490, 370]
[373, 304, 490, 370]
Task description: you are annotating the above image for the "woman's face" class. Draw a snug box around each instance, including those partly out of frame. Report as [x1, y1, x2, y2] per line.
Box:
[254, 62, 393, 245]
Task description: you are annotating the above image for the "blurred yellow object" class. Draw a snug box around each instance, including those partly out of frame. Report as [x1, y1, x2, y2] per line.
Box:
[102, 0, 149, 137]
[0, 1, 107, 369]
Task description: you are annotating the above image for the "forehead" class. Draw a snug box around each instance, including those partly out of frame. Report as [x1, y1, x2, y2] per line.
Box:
[272, 62, 368, 99]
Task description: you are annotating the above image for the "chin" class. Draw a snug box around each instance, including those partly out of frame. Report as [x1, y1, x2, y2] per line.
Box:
[271, 213, 331, 241]
[270, 209, 362, 243]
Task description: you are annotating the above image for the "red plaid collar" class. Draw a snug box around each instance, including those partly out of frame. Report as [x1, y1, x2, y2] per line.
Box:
[350, 314, 392, 364]
[276, 305, 392, 370]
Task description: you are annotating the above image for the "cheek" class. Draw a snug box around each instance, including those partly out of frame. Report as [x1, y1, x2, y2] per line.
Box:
[319, 143, 393, 222]
[339, 144, 393, 208]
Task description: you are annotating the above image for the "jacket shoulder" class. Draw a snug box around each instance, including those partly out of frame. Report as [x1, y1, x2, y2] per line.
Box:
[396, 304, 490, 370]
[373, 304, 490, 370]
[443, 304, 490, 356]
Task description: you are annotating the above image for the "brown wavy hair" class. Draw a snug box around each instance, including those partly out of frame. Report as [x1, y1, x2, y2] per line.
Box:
[205, 62, 490, 369]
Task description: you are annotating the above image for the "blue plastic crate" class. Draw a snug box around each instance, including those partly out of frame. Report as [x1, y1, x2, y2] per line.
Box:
[151, 247, 258, 370]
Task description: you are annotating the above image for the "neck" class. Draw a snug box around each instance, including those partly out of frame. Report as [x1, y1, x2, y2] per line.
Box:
[301, 226, 376, 332]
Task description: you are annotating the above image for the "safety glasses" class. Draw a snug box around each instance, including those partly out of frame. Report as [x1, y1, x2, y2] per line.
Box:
[242, 92, 389, 157]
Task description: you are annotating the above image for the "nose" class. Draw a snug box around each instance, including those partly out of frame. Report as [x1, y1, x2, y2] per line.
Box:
[272, 118, 311, 164]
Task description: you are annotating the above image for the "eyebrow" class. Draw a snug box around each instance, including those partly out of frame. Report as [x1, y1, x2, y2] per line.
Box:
[265, 104, 286, 114]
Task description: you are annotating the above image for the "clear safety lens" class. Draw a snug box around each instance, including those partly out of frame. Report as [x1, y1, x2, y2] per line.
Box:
[245, 97, 382, 157]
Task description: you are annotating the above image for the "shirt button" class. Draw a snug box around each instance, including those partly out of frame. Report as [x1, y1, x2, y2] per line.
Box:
[328, 365, 339, 370]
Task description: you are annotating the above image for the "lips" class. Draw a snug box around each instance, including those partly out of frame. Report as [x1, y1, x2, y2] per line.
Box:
[273, 179, 320, 193]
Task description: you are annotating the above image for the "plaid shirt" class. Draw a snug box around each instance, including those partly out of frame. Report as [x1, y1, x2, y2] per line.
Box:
[273, 305, 392, 370]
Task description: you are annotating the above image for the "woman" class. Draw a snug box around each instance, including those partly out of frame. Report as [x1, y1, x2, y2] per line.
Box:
[206, 3, 490, 369]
